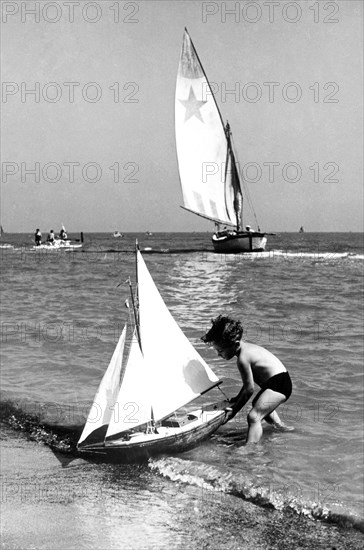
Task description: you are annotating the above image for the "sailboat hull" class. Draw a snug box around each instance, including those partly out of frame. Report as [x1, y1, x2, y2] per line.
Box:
[32, 240, 82, 250]
[78, 408, 225, 463]
[212, 232, 267, 253]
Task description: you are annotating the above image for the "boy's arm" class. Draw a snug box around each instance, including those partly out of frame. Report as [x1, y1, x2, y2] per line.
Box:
[225, 356, 254, 421]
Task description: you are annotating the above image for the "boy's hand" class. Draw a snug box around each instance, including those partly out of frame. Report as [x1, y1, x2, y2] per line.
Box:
[229, 395, 238, 404]
[223, 407, 235, 424]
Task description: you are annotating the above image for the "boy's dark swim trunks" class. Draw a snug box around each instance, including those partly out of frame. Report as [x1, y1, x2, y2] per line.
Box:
[252, 371, 292, 406]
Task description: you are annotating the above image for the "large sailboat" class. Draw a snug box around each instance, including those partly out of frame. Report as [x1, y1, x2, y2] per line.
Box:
[175, 29, 268, 253]
[77, 245, 226, 462]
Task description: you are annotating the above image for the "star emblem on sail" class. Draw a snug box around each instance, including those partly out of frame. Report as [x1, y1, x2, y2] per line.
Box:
[179, 86, 207, 123]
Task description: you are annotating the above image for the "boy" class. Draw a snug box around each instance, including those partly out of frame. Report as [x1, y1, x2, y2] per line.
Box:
[202, 315, 293, 444]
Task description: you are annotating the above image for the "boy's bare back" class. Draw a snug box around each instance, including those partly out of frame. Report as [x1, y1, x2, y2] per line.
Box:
[238, 341, 286, 386]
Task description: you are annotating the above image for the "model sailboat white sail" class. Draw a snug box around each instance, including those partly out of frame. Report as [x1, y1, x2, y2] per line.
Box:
[78, 327, 127, 445]
[78, 247, 226, 461]
[175, 28, 268, 253]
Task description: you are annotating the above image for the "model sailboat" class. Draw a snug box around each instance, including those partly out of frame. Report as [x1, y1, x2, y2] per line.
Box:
[175, 29, 268, 253]
[77, 246, 226, 461]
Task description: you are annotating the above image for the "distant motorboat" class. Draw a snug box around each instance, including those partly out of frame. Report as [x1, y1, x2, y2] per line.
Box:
[145, 231, 153, 236]
[0, 226, 14, 249]
[113, 231, 124, 238]
[33, 240, 82, 250]
[33, 225, 82, 249]
[299, 226, 305, 233]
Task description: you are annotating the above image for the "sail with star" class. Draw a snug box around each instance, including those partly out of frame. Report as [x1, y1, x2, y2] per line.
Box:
[175, 28, 268, 253]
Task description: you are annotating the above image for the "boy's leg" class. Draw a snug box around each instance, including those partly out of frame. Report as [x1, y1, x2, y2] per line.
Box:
[246, 389, 286, 443]
[264, 409, 294, 430]
[264, 409, 283, 427]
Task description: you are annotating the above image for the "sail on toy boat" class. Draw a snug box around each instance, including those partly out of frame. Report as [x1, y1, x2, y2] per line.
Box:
[175, 29, 268, 253]
[77, 246, 226, 462]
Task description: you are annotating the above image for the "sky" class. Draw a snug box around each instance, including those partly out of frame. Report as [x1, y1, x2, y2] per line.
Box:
[1, 0, 363, 232]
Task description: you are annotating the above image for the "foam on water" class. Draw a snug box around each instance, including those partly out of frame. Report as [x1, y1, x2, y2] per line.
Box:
[150, 456, 364, 533]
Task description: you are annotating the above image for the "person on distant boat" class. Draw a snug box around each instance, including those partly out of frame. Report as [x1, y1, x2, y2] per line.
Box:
[217, 226, 228, 237]
[34, 228, 42, 246]
[46, 229, 55, 243]
[59, 228, 67, 240]
[245, 225, 255, 233]
[202, 315, 293, 444]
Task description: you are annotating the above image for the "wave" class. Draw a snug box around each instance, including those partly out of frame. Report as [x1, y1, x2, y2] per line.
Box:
[220, 250, 364, 261]
[150, 456, 364, 534]
[104, 248, 208, 255]
[2, 399, 363, 533]
[2, 244, 363, 260]
[0, 399, 80, 455]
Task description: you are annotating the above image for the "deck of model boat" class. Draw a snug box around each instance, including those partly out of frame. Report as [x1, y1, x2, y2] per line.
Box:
[78, 408, 225, 457]
[108, 409, 222, 446]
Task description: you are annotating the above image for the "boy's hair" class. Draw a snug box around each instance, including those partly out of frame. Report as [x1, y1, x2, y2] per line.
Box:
[201, 315, 243, 346]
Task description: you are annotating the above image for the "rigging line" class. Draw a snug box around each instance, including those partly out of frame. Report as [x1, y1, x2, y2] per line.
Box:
[241, 178, 260, 227]
[230, 133, 261, 229]
[235, 164, 259, 225]
[218, 385, 230, 400]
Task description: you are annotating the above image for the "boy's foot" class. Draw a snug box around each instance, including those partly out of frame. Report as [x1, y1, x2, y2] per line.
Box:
[272, 422, 294, 432]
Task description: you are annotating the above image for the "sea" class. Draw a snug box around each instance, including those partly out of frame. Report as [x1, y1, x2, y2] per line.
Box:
[1, 232, 363, 549]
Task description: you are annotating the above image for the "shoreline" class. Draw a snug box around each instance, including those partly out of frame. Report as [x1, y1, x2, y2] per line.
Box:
[1, 426, 363, 550]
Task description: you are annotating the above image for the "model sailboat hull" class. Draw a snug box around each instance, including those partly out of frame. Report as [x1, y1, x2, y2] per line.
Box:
[212, 232, 267, 253]
[78, 408, 225, 463]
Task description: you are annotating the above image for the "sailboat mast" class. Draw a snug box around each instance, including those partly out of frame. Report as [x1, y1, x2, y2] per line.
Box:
[225, 122, 243, 231]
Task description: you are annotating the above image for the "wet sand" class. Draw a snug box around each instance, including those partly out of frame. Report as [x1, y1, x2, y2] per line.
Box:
[1, 427, 363, 550]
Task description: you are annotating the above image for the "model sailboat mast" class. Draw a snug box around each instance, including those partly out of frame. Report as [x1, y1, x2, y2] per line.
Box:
[134, 240, 157, 431]
[129, 241, 142, 352]
[126, 243, 157, 434]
